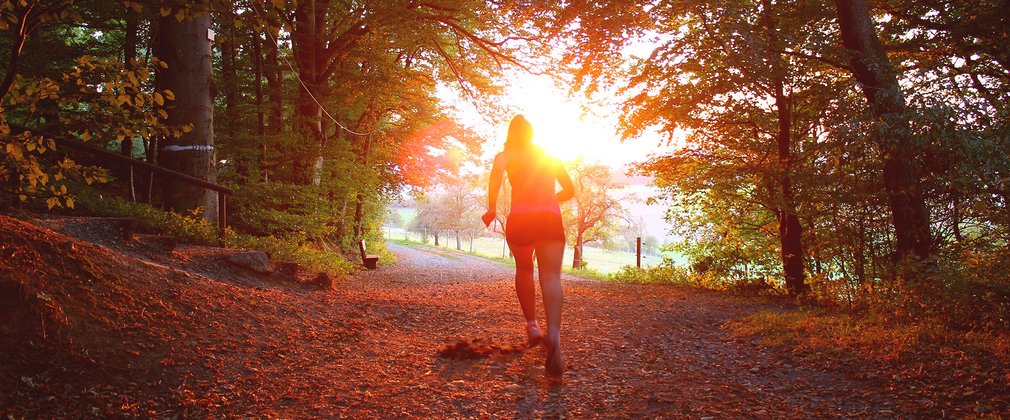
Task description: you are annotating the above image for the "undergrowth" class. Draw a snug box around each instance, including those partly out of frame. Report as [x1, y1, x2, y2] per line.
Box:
[609, 264, 695, 286]
[608, 263, 783, 297]
[74, 188, 355, 276]
[732, 309, 1010, 386]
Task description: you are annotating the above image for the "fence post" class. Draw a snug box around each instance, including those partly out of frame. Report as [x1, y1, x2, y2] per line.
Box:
[218, 193, 227, 242]
[636, 236, 642, 268]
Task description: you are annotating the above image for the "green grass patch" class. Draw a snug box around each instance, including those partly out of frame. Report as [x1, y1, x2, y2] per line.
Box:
[381, 226, 680, 278]
[380, 227, 678, 273]
[562, 266, 608, 280]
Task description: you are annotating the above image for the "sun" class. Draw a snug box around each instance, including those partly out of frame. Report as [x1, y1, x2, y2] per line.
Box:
[505, 78, 594, 162]
[448, 71, 663, 168]
[524, 114, 583, 162]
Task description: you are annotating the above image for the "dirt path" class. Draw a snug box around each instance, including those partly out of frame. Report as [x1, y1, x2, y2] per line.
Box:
[321, 243, 896, 418]
[3, 217, 901, 417]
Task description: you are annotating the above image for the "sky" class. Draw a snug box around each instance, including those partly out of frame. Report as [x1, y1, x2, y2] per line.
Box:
[446, 73, 670, 167]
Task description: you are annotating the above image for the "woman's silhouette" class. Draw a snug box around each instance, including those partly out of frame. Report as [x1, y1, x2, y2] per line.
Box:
[482, 115, 574, 376]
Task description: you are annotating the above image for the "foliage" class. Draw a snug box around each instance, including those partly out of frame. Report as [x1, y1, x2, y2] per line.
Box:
[561, 159, 626, 268]
[74, 185, 219, 245]
[2, 0, 535, 262]
[229, 234, 355, 276]
[610, 263, 695, 287]
[75, 186, 354, 275]
[384, 208, 404, 229]
[229, 182, 342, 240]
[0, 0, 184, 212]
[205, 0, 530, 254]
[535, 0, 1010, 315]
[1, 53, 184, 209]
[563, 160, 624, 244]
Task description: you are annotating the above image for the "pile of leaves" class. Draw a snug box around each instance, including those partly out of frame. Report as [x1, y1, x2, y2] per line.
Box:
[436, 337, 531, 360]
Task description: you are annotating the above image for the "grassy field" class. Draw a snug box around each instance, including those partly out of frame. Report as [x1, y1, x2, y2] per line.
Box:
[380, 226, 682, 275]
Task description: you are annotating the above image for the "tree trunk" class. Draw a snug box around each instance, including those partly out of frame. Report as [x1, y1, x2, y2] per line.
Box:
[835, 0, 933, 264]
[220, 14, 238, 136]
[762, 0, 807, 296]
[291, 0, 329, 185]
[122, 9, 138, 201]
[434, 232, 440, 246]
[251, 27, 267, 182]
[855, 211, 867, 283]
[456, 233, 461, 250]
[220, 9, 243, 182]
[773, 75, 807, 296]
[155, 6, 217, 220]
[951, 191, 964, 242]
[572, 231, 584, 269]
[265, 25, 283, 135]
[353, 193, 365, 239]
[352, 133, 372, 239]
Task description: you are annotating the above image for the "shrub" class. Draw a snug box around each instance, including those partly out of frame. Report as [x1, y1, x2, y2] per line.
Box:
[75, 187, 354, 276]
[610, 263, 695, 286]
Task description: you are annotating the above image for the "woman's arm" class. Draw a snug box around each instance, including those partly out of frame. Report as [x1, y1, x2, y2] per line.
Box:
[555, 159, 575, 202]
[482, 153, 506, 226]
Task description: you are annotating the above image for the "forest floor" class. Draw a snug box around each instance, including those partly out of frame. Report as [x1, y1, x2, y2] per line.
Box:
[0, 214, 1006, 417]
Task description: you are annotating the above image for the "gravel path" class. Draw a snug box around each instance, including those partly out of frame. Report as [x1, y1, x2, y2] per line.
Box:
[324, 242, 896, 418]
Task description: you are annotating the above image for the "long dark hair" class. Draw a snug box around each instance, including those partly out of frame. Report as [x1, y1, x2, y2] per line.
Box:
[504, 115, 533, 152]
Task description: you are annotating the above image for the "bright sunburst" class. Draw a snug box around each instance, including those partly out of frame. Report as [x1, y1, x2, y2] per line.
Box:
[501, 74, 621, 164]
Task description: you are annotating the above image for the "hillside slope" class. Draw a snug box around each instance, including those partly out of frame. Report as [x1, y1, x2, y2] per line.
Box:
[0, 215, 347, 416]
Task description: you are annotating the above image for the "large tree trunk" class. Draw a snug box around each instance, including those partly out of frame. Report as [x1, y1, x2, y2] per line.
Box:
[352, 131, 372, 240]
[763, 0, 808, 296]
[291, 0, 329, 185]
[155, 6, 217, 220]
[773, 73, 806, 296]
[835, 0, 933, 264]
[263, 22, 282, 183]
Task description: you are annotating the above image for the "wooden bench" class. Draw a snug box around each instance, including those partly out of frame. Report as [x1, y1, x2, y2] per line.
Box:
[359, 240, 379, 269]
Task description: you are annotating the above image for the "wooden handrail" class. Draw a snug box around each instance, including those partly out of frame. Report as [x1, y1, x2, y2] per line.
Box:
[55, 138, 233, 195]
[55, 138, 232, 237]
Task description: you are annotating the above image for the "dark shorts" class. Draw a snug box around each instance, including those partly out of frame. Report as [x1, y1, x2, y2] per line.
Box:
[506, 210, 565, 247]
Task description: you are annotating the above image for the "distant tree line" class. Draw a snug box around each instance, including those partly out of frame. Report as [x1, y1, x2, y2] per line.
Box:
[405, 161, 643, 269]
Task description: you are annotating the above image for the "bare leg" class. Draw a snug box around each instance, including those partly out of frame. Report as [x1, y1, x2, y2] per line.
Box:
[535, 240, 565, 375]
[508, 243, 536, 323]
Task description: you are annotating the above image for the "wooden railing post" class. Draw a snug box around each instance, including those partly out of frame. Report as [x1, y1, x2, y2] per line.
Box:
[218, 192, 227, 240]
[636, 236, 642, 268]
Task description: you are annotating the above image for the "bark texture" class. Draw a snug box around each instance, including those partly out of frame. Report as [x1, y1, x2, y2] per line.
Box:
[155, 8, 217, 220]
[763, 0, 808, 295]
[835, 0, 933, 263]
